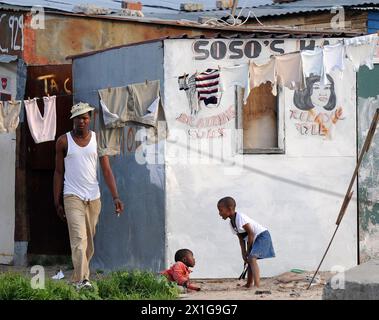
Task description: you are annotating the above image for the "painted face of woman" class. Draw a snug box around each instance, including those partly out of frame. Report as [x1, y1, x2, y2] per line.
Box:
[310, 81, 332, 110]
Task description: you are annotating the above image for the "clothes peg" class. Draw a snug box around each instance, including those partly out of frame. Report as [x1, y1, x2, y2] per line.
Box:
[47, 93, 50, 97]
[28, 96, 31, 102]
[145, 79, 148, 85]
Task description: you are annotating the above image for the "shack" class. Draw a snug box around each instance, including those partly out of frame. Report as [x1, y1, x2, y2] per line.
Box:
[69, 33, 377, 277]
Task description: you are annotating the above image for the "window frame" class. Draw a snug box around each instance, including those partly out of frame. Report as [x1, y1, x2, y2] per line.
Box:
[235, 86, 285, 155]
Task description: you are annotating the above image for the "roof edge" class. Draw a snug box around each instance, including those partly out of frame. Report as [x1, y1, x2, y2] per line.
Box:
[67, 31, 364, 61]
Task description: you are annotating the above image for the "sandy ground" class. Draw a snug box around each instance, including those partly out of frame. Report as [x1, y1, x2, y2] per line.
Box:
[0, 264, 331, 300]
[180, 272, 331, 300]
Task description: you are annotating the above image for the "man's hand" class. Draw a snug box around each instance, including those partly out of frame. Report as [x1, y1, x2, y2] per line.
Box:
[113, 198, 124, 216]
[56, 204, 66, 221]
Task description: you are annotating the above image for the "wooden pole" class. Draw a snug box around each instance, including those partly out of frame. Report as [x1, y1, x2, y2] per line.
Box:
[231, 0, 239, 16]
[307, 109, 379, 290]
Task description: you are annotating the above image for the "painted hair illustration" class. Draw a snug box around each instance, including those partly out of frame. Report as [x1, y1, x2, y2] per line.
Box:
[293, 74, 336, 111]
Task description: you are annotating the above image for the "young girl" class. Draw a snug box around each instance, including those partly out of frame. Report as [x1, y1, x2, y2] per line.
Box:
[161, 249, 200, 291]
[218, 196, 275, 288]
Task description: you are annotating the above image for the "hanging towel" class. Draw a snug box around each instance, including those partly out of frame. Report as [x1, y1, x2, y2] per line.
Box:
[345, 34, 378, 72]
[301, 48, 324, 79]
[195, 69, 221, 107]
[98, 80, 163, 129]
[322, 42, 345, 84]
[24, 96, 56, 143]
[249, 59, 276, 95]
[275, 52, 304, 90]
[220, 64, 250, 103]
[0, 100, 21, 133]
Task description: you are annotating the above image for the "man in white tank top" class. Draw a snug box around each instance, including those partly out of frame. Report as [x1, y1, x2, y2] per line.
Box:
[53, 102, 124, 288]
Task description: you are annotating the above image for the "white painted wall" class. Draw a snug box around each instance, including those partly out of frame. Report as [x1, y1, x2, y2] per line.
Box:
[163, 39, 357, 278]
[0, 62, 17, 264]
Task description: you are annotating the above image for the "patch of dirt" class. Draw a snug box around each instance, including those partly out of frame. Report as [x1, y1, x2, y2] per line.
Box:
[180, 271, 333, 300]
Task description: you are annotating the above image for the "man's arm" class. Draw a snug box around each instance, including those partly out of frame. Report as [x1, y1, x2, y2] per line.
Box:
[99, 155, 124, 215]
[53, 135, 66, 221]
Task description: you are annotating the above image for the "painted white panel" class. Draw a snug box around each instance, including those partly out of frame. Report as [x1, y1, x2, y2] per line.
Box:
[163, 39, 357, 278]
[0, 62, 17, 264]
[0, 133, 16, 264]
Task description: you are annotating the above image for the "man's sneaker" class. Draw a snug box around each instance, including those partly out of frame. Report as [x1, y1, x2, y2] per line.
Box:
[75, 279, 92, 290]
[82, 279, 92, 288]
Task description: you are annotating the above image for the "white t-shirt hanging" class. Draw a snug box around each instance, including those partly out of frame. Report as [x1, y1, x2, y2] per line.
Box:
[301, 47, 323, 78]
[229, 212, 267, 241]
[322, 42, 345, 84]
[345, 34, 378, 72]
[220, 64, 250, 103]
[24, 96, 57, 144]
[275, 52, 304, 90]
[249, 59, 277, 95]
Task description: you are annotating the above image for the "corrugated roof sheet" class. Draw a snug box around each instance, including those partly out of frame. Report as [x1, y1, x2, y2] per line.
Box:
[1, 0, 378, 22]
[187, 0, 379, 20]
[0, 0, 272, 13]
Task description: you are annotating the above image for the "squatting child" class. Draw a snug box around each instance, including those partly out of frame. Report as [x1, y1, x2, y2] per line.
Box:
[161, 249, 200, 291]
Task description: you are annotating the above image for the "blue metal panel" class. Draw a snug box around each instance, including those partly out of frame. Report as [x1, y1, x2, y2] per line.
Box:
[368, 11, 379, 33]
[368, 11, 379, 21]
[368, 20, 379, 29]
[73, 41, 165, 272]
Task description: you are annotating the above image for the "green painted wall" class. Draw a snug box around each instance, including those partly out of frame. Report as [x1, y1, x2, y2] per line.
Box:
[357, 64, 379, 263]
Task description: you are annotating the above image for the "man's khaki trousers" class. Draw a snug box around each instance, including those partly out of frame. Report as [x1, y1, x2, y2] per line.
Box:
[63, 195, 101, 282]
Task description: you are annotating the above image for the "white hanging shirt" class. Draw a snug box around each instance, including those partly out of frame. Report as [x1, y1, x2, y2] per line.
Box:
[249, 59, 277, 95]
[229, 212, 267, 241]
[220, 64, 250, 103]
[301, 47, 324, 78]
[0, 100, 22, 133]
[275, 52, 304, 90]
[322, 43, 345, 84]
[24, 96, 57, 143]
[64, 131, 100, 201]
[345, 34, 378, 72]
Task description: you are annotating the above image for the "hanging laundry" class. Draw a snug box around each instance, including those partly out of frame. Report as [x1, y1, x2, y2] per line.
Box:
[98, 79, 163, 129]
[345, 34, 378, 72]
[98, 80, 165, 156]
[24, 96, 56, 144]
[195, 69, 221, 107]
[249, 59, 276, 95]
[322, 42, 345, 84]
[275, 52, 304, 91]
[0, 100, 21, 133]
[220, 64, 250, 103]
[301, 47, 324, 79]
[178, 73, 199, 115]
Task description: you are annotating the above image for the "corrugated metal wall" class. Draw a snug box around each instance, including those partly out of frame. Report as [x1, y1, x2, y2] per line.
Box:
[73, 41, 166, 272]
